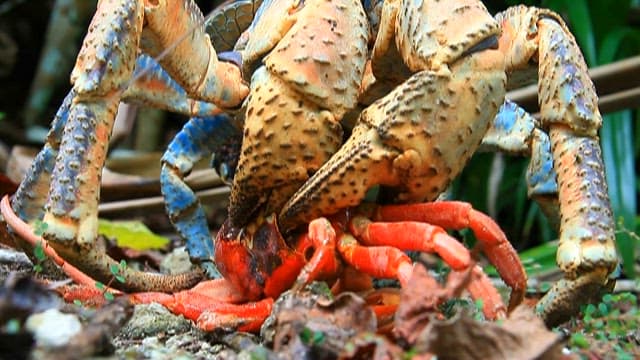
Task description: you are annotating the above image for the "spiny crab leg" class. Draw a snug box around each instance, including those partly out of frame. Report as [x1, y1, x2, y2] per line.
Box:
[122, 55, 223, 118]
[8, 0, 248, 292]
[496, 6, 618, 325]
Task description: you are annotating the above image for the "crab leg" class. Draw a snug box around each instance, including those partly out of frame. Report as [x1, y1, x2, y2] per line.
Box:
[161, 115, 242, 278]
[291, 218, 504, 320]
[122, 55, 222, 117]
[137, 0, 248, 107]
[349, 212, 510, 317]
[130, 279, 273, 333]
[10, 54, 227, 225]
[369, 201, 526, 309]
[9, 0, 249, 293]
[10, 91, 74, 226]
[497, 6, 618, 325]
[2, 195, 121, 293]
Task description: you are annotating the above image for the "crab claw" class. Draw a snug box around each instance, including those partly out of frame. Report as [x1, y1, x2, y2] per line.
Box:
[224, 0, 369, 228]
[280, 49, 506, 231]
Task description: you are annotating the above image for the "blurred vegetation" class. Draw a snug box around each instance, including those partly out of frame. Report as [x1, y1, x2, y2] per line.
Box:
[0, 0, 638, 279]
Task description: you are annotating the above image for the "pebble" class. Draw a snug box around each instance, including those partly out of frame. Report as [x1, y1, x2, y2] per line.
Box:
[25, 309, 82, 347]
[160, 247, 196, 275]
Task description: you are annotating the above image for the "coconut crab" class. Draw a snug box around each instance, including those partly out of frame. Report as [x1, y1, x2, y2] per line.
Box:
[1, 0, 619, 331]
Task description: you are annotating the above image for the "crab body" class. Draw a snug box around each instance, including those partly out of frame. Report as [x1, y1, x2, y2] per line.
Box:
[1, 0, 618, 330]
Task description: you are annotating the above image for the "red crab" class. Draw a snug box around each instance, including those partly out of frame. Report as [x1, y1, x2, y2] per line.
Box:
[2, 196, 524, 332]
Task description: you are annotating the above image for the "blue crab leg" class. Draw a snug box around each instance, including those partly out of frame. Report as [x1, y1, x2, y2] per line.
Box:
[12, 91, 74, 224]
[479, 100, 560, 228]
[161, 115, 242, 279]
[16, 0, 248, 292]
[497, 6, 618, 325]
[12, 55, 222, 223]
[12, 53, 221, 221]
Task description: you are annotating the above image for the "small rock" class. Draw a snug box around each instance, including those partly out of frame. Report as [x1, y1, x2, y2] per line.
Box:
[119, 303, 194, 339]
[0, 249, 31, 266]
[115, 330, 232, 359]
[160, 247, 196, 275]
[25, 309, 82, 347]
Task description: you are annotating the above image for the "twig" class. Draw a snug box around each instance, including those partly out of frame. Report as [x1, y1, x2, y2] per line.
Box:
[98, 186, 230, 216]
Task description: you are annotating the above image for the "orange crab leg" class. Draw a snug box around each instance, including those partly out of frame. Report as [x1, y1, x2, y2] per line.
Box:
[351, 216, 471, 271]
[196, 298, 274, 333]
[374, 201, 526, 309]
[130, 278, 273, 333]
[346, 216, 505, 319]
[292, 219, 342, 290]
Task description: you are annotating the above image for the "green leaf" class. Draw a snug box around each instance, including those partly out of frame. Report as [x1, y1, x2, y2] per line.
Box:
[34, 241, 46, 261]
[570, 332, 590, 349]
[517, 242, 558, 277]
[597, 27, 640, 64]
[33, 220, 48, 236]
[104, 292, 115, 301]
[98, 219, 170, 250]
[5, 319, 21, 334]
[299, 327, 325, 345]
[109, 263, 120, 276]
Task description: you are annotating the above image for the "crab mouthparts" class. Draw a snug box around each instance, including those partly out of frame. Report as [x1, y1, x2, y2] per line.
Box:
[461, 35, 499, 58]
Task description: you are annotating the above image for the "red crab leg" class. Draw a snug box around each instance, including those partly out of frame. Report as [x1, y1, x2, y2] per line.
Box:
[295, 219, 409, 323]
[347, 216, 506, 319]
[196, 298, 274, 333]
[372, 201, 526, 310]
[130, 279, 273, 333]
[292, 219, 342, 290]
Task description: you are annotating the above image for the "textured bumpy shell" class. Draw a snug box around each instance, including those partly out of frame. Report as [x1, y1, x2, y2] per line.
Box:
[228, 0, 369, 224]
[263, 0, 369, 118]
[392, 0, 499, 71]
[281, 48, 507, 227]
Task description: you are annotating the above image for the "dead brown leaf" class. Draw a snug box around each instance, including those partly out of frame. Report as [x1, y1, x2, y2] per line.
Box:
[338, 332, 404, 360]
[414, 305, 565, 360]
[393, 263, 471, 345]
[263, 284, 377, 359]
